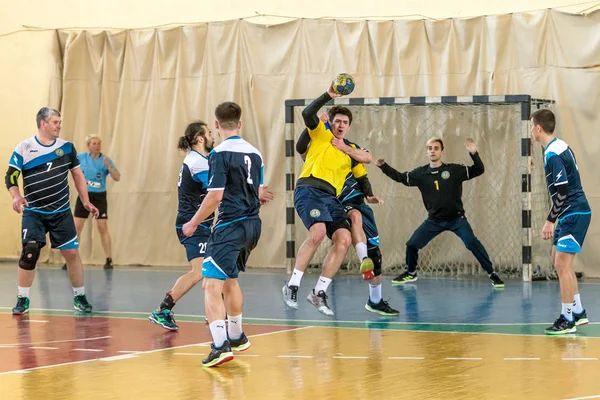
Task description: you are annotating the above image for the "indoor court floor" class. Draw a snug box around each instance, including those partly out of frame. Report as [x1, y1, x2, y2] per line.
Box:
[1, 262, 600, 400]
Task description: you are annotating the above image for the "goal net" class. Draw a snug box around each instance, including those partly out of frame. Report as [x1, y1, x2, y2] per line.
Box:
[284, 96, 554, 281]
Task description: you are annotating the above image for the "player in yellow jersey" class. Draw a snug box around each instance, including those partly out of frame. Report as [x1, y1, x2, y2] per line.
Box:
[282, 83, 372, 316]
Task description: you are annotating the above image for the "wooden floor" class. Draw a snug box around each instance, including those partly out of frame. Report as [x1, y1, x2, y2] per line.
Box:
[2, 317, 600, 399]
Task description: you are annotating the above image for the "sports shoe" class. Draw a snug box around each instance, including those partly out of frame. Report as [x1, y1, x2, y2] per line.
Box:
[360, 257, 375, 281]
[149, 309, 179, 331]
[307, 289, 334, 316]
[391, 271, 418, 285]
[365, 299, 400, 316]
[545, 314, 576, 335]
[104, 258, 113, 270]
[61, 263, 67, 270]
[12, 296, 30, 315]
[74, 294, 93, 313]
[282, 284, 299, 310]
[202, 341, 234, 367]
[489, 272, 504, 288]
[573, 310, 589, 326]
[228, 332, 251, 352]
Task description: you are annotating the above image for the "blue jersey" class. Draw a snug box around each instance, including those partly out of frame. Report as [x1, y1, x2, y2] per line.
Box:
[176, 150, 212, 227]
[544, 138, 590, 219]
[9, 136, 79, 214]
[207, 136, 264, 228]
[78, 152, 117, 193]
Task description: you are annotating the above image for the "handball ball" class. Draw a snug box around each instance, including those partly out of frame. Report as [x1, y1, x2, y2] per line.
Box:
[332, 73, 355, 96]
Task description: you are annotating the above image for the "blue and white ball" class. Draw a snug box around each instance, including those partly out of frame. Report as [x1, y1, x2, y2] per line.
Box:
[332, 73, 355, 96]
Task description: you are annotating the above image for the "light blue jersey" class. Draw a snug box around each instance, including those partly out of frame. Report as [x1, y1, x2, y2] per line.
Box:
[78, 153, 117, 193]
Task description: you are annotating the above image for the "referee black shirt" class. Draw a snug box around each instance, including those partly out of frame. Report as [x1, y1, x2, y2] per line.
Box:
[378, 152, 484, 221]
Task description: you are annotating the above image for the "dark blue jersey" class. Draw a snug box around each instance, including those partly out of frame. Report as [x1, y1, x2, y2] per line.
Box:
[207, 136, 264, 228]
[9, 137, 79, 214]
[544, 138, 590, 219]
[176, 150, 212, 228]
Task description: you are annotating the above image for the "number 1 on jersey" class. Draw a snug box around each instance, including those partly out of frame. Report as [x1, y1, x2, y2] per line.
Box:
[244, 156, 253, 184]
[434, 180, 439, 191]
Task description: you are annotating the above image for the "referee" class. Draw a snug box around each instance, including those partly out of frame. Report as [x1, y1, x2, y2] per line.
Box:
[62, 135, 120, 270]
[377, 136, 504, 288]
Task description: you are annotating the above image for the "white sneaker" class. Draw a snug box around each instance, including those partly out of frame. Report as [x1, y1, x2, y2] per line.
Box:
[307, 289, 333, 316]
[282, 284, 299, 310]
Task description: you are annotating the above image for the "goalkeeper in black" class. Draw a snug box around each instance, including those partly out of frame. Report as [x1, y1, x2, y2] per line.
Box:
[376, 136, 504, 288]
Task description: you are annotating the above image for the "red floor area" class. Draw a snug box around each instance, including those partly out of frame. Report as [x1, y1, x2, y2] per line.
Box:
[0, 314, 293, 373]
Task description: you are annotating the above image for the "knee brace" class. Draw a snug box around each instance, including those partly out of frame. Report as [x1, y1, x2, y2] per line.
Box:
[326, 218, 351, 240]
[19, 241, 41, 271]
[367, 246, 382, 277]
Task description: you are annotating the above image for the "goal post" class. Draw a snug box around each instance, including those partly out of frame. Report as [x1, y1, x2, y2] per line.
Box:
[284, 95, 554, 282]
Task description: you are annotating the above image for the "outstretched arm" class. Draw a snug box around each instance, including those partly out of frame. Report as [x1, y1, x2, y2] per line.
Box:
[463, 138, 484, 179]
[301, 84, 341, 130]
[376, 158, 413, 186]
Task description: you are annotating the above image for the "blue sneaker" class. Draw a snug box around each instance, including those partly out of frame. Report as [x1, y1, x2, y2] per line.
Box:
[149, 309, 179, 331]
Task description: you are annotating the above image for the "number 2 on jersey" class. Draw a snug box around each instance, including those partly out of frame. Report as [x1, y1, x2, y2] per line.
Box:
[244, 156, 253, 184]
[434, 180, 439, 191]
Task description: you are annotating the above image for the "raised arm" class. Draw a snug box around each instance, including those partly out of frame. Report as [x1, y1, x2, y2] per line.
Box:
[376, 158, 415, 186]
[463, 137, 484, 179]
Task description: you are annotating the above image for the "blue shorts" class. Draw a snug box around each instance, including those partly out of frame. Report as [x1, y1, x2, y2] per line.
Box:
[294, 185, 349, 238]
[554, 212, 591, 253]
[202, 218, 262, 280]
[176, 226, 211, 262]
[22, 209, 78, 249]
[342, 197, 380, 248]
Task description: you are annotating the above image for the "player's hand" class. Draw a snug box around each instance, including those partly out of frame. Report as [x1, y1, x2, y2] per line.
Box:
[375, 158, 386, 167]
[366, 195, 384, 205]
[465, 137, 478, 154]
[332, 137, 350, 153]
[541, 221, 555, 241]
[12, 196, 29, 213]
[103, 157, 111, 167]
[182, 221, 198, 237]
[83, 202, 99, 218]
[259, 185, 274, 205]
[327, 83, 342, 98]
[319, 113, 330, 123]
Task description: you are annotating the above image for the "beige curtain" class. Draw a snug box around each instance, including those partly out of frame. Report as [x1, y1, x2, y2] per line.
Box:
[26, 11, 600, 274]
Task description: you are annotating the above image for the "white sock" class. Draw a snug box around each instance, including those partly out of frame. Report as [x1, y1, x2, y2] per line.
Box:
[227, 314, 243, 340]
[369, 284, 382, 304]
[314, 276, 332, 293]
[73, 286, 85, 296]
[561, 303, 573, 321]
[209, 320, 228, 347]
[573, 294, 583, 314]
[355, 242, 368, 262]
[18, 286, 30, 298]
[288, 269, 304, 287]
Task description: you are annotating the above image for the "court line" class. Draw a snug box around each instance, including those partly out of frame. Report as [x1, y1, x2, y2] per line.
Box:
[73, 348, 103, 352]
[0, 335, 111, 347]
[564, 396, 600, 400]
[562, 358, 598, 361]
[21, 320, 48, 323]
[29, 346, 59, 350]
[445, 357, 483, 360]
[278, 355, 313, 359]
[333, 356, 368, 359]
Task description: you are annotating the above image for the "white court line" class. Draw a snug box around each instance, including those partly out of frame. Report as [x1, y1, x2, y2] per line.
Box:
[0, 345, 16, 348]
[446, 357, 482, 360]
[332, 356, 368, 359]
[0, 335, 111, 347]
[73, 348, 103, 352]
[22, 320, 48, 323]
[504, 358, 540, 361]
[29, 347, 59, 350]
[278, 355, 314, 359]
[99, 354, 137, 362]
[117, 351, 140, 354]
[388, 356, 425, 360]
[562, 358, 598, 361]
[564, 395, 600, 400]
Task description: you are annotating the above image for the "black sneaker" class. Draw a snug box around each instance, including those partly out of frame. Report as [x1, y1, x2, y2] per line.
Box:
[365, 299, 399, 316]
[228, 332, 251, 352]
[282, 284, 299, 310]
[391, 271, 417, 285]
[104, 258, 113, 270]
[545, 314, 576, 335]
[74, 294, 93, 313]
[489, 272, 504, 288]
[573, 310, 589, 326]
[61, 263, 67, 270]
[202, 341, 234, 367]
[12, 296, 30, 315]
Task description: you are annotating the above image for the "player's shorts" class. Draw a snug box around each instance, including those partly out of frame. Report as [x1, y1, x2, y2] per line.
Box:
[294, 185, 350, 238]
[553, 212, 591, 253]
[22, 209, 78, 249]
[74, 192, 108, 219]
[176, 225, 211, 262]
[342, 197, 380, 248]
[202, 218, 262, 280]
